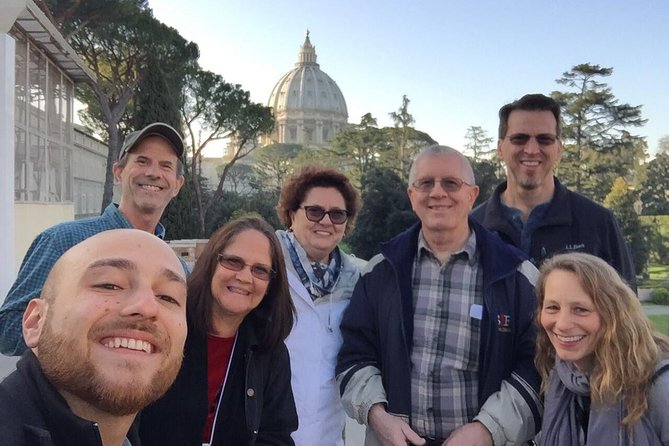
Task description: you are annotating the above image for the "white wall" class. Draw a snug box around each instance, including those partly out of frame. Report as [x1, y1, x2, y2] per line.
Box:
[0, 34, 16, 299]
[14, 203, 74, 275]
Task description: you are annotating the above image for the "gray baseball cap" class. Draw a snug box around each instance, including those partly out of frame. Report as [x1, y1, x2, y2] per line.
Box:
[118, 122, 184, 161]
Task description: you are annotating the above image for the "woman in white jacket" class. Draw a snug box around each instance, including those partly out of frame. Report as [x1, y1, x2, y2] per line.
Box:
[276, 165, 362, 446]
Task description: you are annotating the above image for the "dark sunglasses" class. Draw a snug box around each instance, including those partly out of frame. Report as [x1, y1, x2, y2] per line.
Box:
[217, 254, 275, 281]
[299, 205, 350, 225]
[411, 177, 472, 193]
[506, 133, 558, 146]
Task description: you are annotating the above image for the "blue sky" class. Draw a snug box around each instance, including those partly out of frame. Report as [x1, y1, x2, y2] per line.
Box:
[150, 0, 669, 156]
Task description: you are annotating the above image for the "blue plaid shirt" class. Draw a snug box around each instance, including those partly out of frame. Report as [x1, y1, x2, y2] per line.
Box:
[410, 230, 483, 438]
[0, 204, 174, 356]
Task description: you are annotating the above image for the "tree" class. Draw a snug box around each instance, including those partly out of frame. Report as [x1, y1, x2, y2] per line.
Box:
[552, 63, 647, 202]
[40, 0, 145, 39]
[132, 55, 183, 132]
[180, 69, 274, 235]
[347, 167, 417, 259]
[604, 177, 648, 276]
[464, 126, 495, 162]
[658, 135, 669, 154]
[471, 159, 502, 206]
[41, 0, 199, 211]
[640, 153, 669, 215]
[251, 143, 303, 192]
[324, 113, 388, 186]
[131, 52, 200, 240]
[388, 95, 417, 182]
[224, 163, 254, 194]
[204, 189, 281, 236]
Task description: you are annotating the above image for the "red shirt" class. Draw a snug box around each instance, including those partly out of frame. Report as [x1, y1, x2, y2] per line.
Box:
[202, 333, 236, 442]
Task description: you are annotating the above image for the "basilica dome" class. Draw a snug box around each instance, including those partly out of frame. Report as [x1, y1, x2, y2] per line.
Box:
[266, 32, 348, 147]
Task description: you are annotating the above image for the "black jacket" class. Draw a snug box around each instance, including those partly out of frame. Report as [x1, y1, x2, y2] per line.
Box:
[0, 351, 141, 446]
[471, 178, 636, 290]
[139, 315, 297, 446]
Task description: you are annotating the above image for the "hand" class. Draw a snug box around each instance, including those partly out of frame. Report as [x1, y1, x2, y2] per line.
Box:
[368, 403, 426, 446]
[443, 422, 493, 446]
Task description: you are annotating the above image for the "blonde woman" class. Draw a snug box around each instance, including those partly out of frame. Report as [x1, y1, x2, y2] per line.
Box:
[536, 252, 669, 446]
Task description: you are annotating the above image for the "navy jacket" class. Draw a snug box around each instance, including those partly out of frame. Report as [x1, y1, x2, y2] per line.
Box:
[471, 178, 636, 290]
[0, 351, 141, 446]
[139, 314, 297, 446]
[337, 219, 542, 439]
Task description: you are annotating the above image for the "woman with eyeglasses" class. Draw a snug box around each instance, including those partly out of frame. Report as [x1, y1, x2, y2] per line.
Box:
[139, 216, 298, 446]
[536, 252, 669, 446]
[275, 165, 362, 446]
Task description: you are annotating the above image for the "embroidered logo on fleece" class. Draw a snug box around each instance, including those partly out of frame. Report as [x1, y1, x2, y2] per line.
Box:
[497, 313, 512, 333]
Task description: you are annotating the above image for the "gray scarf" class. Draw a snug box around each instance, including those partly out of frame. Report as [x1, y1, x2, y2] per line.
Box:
[540, 358, 662, 446]
[279, 230, 341, 301]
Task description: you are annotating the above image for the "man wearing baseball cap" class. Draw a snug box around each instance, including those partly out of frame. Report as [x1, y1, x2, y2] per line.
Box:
[0, 122, 187, 356]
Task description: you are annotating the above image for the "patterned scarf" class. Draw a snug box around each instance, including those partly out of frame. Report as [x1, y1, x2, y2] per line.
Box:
[540, 358, 662, 446]
[280, 230, 342, 301]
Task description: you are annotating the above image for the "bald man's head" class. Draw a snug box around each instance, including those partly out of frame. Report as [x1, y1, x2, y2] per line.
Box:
[22, 228, 187, 417]
[40, 229, 185, 305]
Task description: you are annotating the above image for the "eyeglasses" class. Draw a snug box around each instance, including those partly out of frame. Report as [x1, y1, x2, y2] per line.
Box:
[217, 254, 275, 281]
[299, 205, 350, 225]
[505, 133, 558, 146]
[411, 177, 472, 193]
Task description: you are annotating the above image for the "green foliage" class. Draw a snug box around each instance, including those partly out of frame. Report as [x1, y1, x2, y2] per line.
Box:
[318, 108, 435, 189]
[651, 288, 669, 305]
[552, 63, 647, 202]
[223, 163, 254, 194]
[471, 159, 502, 206]
[464, 126, 495, 162]
[388, 95, 416, 182]
[204, 189, 281, 236]
[347, 167, 418, 260]
[180, 68, 275, 236]
[640, 153, 669, 215]
[251, 143, 304, 191]
[640, 216, 669, 264]
[324, 114, 389, 187]
[161, 170, 202, 240]
[659, 135, 669, 154]
[133, 56, 182, 131]
[604, 177, 648, 275]
[43, 0, 200, 211]
[385, 96, 437, 182]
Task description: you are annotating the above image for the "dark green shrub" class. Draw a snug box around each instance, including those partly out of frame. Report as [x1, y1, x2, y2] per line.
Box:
[651, 287, 669, 305]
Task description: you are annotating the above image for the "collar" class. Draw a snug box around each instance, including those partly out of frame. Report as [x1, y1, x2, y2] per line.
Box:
[382, 219, 527, 287]
[105, 203, 166, 239]
[416, 229, 477, 266]
[14, 351, 141, 445]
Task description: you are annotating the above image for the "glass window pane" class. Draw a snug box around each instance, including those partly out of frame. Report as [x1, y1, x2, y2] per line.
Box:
[29, 44, 47, 133]
[14, 33, 27, 125]
[14, 128, 27, 201]
[48, 63, 62, 141]
[28, 133, 46, 201]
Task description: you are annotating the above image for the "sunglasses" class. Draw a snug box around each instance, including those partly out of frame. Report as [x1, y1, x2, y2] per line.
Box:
[299, 205, 350, 225]
[505, 133, 558, 146]
[217, 254, 275, 281]
[411, 177, 472, 193]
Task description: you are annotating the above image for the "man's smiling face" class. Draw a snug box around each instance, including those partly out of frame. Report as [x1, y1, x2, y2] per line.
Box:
[23, 229, 187, 416]
[113, 136, 184, 217]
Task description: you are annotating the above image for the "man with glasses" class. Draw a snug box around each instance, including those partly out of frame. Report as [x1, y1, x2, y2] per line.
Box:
[471, 93, 636, 290]
[337, 145, 541, 446]
[0, 122, 188, 356]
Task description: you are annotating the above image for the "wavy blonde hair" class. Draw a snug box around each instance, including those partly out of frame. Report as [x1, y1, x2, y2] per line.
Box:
[535, 252, 669, 425]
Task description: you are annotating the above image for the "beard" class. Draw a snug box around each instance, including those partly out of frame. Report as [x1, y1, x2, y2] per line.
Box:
[38, 317, 183, 416]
